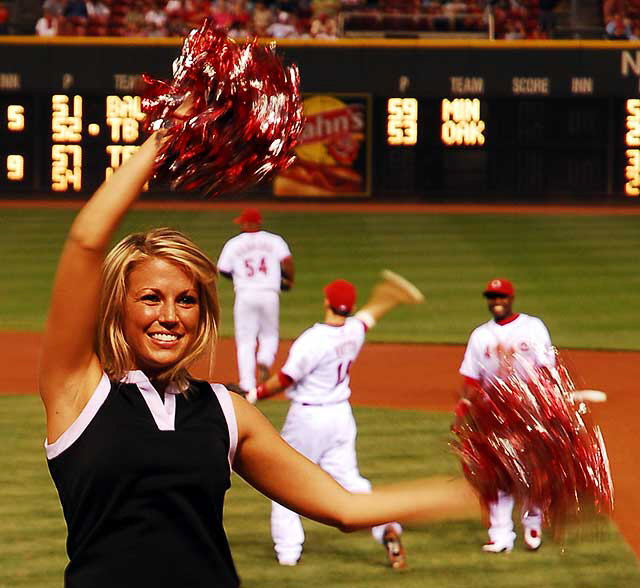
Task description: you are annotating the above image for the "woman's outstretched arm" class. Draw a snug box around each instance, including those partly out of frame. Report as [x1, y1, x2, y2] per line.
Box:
[39, 133, 161, 441]
[232, 395, 478, 531]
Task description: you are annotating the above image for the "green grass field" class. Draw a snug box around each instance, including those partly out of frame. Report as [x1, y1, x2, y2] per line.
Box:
[1, 395, 639, 588]
[1, 206, 639, 586]
[1, 207, 639, 349]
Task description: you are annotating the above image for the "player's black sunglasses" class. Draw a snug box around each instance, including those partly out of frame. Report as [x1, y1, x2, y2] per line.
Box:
[484, 292, 510, 299]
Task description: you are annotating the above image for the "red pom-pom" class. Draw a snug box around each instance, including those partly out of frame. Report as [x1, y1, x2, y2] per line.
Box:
[141, 20, 304, 197]
[451, 353, 614, 532]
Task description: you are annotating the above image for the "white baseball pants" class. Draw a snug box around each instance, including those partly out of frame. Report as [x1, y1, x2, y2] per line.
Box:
[233, 289, 280, 391]
[271, 401, 401, 564]
[487, 490, 542, 546]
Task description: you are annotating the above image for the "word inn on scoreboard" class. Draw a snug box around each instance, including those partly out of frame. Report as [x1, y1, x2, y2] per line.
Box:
[50, 94, 144, 191]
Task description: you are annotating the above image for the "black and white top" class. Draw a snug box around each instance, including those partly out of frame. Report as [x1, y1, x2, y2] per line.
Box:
[46, 370, 240, 588]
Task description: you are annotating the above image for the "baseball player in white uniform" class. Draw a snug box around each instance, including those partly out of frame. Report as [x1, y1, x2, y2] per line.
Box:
[217, 208, 294, 392]
[459, 278, 555, 553]
[246, 273, 424, 569]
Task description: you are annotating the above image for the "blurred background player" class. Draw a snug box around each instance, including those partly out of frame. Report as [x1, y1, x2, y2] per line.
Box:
[248, 271, 424, 569]
[217, 208, 294, 392]
[459, 278, 556, 553]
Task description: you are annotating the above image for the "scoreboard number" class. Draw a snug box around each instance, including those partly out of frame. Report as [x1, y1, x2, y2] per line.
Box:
[387, 98, 418, 146]
[6, 154, 24, 180]
[7, 105, 24, 131]
[52, 144, 82, 192]
[52, 94, 83, 142]
[624, 99, 640, 197]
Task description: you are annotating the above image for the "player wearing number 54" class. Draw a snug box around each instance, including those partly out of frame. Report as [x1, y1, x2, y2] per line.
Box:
[248, 271, 425, 569]
[216, 208, 295, 393]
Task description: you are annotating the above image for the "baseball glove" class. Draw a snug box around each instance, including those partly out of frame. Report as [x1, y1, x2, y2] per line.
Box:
[280, 272, 294, 291]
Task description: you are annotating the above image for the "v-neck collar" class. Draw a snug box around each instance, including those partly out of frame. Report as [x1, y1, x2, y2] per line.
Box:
[121, 371, 181, 431]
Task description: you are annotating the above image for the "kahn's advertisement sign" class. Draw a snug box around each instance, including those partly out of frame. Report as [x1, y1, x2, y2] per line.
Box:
[273, 94, 371, 197]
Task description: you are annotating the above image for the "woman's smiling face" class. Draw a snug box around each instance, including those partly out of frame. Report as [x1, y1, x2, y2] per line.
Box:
[123, 257, 200, 377]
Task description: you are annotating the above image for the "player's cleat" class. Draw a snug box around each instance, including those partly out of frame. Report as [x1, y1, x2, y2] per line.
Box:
[277, 556, 300, 566]
[382, 525, 407, 570]
[257, 363, 270, 385]
[482, 539, 514, 553]
[524, 528, 542, 551]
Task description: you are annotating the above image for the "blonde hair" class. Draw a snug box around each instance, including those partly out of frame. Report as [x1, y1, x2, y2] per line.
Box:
[97, 228, 219, 391]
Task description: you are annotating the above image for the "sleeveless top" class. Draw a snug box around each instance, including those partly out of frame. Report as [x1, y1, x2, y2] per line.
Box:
[46, 371, 240, 588]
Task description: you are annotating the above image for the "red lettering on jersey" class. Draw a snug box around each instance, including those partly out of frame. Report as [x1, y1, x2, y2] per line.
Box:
[244, 256, 268, 277]
[336, 360, 353, 386]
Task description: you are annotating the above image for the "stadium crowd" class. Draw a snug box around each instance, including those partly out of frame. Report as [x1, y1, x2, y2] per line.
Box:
[0, 0, 632, 39]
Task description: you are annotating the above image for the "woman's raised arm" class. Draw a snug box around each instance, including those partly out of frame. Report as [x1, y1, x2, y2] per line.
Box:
[39, 133, 161, 440]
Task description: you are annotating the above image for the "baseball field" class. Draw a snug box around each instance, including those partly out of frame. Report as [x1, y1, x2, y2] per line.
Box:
[1, 200, 639, 587]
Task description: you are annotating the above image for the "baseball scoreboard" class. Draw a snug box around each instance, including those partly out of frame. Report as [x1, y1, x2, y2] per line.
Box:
[1, 39, 640, 201]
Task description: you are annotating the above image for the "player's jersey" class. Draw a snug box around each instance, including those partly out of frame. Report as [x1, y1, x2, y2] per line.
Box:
[459, 313, 555, 385]
[216, 230, 291, 293]
[281, 317, 366, 405]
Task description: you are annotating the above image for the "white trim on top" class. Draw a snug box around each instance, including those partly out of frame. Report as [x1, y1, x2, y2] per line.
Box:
[120, 370, 177, 431]
[45, 373, 111, 460]
[211, 384, 238, 471]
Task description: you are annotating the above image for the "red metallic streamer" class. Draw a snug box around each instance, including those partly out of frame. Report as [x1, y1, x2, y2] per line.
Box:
[451, 352, 613, 531]
[141, 19, 304, 197]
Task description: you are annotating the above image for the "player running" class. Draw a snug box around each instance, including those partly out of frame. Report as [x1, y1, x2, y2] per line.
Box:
[217, 208, 294, 391]
[459, 278, 556, 553]
[247, 271, 424, 569]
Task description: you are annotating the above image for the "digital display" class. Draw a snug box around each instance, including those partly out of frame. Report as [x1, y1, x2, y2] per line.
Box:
[0, 94, 148, 193]
[440, 98, 485, 147]
[386, 98, 418, 146]
[624, 99, 640, 197]
[3, 101, 28, 185]
[0, 92, 634, 199]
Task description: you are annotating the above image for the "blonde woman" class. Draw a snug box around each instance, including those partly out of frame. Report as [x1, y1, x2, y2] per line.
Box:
[40, 132, 477, 587]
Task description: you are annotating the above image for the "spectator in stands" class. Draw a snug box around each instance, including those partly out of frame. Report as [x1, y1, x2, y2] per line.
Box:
[36, 6, 60, 34]
[503, 16, 525, 37]
[86, 0, 110, 34]
[602, 0, 623, 24]
[145, 0, 168, 35]
[64, 0, 88, 23]
[252, 1, 272, 35]
[0, 1, 9, 33]
[228, 0, 250, 32]
[125, 0, 145, 35]
[184, 0, 209, 29]
[310, 12, 337, 37]
[164, 0, 190, 34]
[267, 10, 297, 36]
[605, 12, 631, 38]
[43, 0, 66, 18]
[211, 0, 235, 29]
[442, 0, 468, 30]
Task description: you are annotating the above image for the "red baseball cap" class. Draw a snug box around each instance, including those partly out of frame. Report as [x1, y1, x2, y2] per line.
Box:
[483, 278, 515, 297]
[234, 208, 262, 225]
[324, 279, 356, 314]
